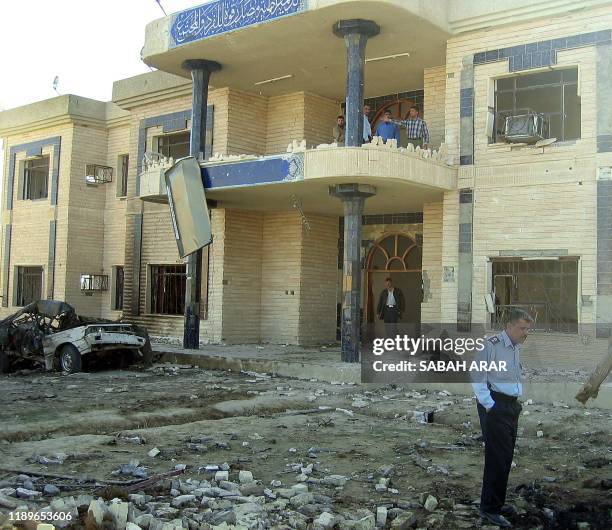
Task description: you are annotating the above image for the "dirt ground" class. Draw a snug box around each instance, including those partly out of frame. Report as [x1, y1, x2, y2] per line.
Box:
[0, 363, 610, 529]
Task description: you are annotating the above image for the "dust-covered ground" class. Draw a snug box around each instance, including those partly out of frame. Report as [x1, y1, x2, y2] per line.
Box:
[0, 364, 610, 530]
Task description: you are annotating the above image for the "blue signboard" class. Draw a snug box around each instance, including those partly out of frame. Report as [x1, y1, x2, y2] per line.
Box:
[202, 153, 304, 189]
[171, 0, 306, 47]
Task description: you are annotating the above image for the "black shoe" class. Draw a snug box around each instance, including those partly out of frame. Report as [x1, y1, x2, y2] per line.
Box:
[480, 510, 513, 528]
[501, 504, 519, 516]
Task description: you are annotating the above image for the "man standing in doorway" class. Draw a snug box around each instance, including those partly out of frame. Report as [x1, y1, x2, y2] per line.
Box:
[472, 308, 533, 528]
[375, 110, 401, 145]
[395, 105, 430, 149]
[363, 104, 372, 143]
[376, 277, 405, 337]
[333, 115, 345, 145]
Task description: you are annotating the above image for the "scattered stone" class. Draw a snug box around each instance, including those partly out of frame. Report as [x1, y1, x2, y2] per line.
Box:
[129, 494, 146, 506]
[209, 509, 236, 526]
[314, 511, 336, 529]
[424, 495, 438, 512]
[171, 494, 196, 507]
[86, 499, 106, 528]
[290, 492, 315, 507]
[375, 484, 387, 492]
[16, 487, 41, 499]
[376, 506, 388, 527]
[238, 470, 253, 484]
[321, 475, 348, 487]
[537, 430, 544, 438]
[148, 447, 160, 458]
[215, 470, 229, 482]
[109, 499, 129, 530]
[126, 524, 143, 530]
[390, 511, 417, 529]
[270, 480, 282, 488]
[43, 484, 60, 495]
[543, 507, 555, 520]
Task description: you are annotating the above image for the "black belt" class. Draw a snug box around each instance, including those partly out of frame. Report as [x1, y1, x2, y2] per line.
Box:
[491, 391, 518, 403]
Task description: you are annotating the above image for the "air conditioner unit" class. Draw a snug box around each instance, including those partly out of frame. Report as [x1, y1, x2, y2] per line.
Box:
[503, 113, 548, 144]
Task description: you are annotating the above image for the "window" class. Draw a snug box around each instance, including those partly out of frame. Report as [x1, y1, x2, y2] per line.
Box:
[492, 258, 578, 333]
[15, 266, 43, 306]
[113, 266, 124, 310]
[23, 156, 49, 200]
[150, 264, 186, 315]
[85, 164, 113, 184]
[117, 155, 129, 197]
[157, 132, 190, 160]
[494, 68, 580, 142]
[80, 274, 109, 291]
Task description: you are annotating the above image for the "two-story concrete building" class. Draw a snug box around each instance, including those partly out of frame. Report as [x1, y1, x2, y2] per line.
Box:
[1, 0, 612, 367]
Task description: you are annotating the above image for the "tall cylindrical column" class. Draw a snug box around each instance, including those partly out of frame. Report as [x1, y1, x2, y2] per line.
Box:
[333, 19, 380, 147]
[330, 184, 377, 362]
[182, 59, 221, 349]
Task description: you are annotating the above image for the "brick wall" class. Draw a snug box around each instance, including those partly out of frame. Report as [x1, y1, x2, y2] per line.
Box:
[424, 66, 446, 150]
[421, 201, 443, 322]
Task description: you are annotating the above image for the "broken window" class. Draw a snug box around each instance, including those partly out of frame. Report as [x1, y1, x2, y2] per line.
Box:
[85, 164, 113, 184]
[494, 68, 580, 142]
[117, 154, 129, 197]
[23, 156, 49, 200]
[15, 266, 43, 306]
[150, 264, 186, 315]
[157, 132, 190, 160]
[492, 258, 578, 332]
[113, 266, 124, 310]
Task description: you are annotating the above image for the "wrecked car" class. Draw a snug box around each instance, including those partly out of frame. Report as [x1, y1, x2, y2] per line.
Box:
[0, 300, 153, 374]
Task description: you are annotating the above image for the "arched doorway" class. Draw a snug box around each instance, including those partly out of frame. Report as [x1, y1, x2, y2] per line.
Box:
[371, 99, 419, 147]
[365, 233, 423, 336]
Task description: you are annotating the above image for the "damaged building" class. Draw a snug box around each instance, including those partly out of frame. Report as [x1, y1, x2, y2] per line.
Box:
[1, 0, 612, 371]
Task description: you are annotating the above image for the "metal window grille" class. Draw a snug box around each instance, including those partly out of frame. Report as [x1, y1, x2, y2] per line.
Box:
[16, 266, 43, 306]
[80, 274, 109, 291]
[86, 164, 113, 184]
[492, 258, 578, 333]
[24, 156, 49, 200]
[114, 266, 124, 310]
[150, 264, 186, 315]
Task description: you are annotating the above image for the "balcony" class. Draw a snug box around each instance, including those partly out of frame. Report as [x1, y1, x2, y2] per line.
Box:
[138, 140, 457, 214]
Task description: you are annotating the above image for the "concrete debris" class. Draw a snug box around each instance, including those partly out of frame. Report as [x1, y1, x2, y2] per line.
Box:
[16, 487, 41, 499]
[238, 470, 254, 484]
[376, 506, 388, 526]
[537, 430, 544, 438]
[148, 447, 161, 458]
[424, 494, 438, 512]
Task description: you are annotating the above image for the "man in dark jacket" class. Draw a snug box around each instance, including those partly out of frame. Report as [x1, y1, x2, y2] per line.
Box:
[376, 277, 405, 336]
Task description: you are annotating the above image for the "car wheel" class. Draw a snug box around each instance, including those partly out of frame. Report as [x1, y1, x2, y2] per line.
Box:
[0, 348, 10, 374]
[59, 344, 82, 374]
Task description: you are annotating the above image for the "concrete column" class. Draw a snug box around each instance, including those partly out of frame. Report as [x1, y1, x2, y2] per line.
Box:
[182, 59, 221, 349]
[333, 19, 380, 147]
[330, 184, 376, 362]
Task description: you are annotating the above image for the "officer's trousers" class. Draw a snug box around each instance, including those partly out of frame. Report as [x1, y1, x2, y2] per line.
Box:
[477, 398, 521, 513]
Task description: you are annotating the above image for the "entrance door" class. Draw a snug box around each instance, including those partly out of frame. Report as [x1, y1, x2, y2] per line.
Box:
[365, 233, 423, 338]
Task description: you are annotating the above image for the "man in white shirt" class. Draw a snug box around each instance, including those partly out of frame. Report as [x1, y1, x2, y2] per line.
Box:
[376, 277, 405, 336]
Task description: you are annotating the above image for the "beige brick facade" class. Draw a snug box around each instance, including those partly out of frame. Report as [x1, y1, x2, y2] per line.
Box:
[1, 2, 610, 361]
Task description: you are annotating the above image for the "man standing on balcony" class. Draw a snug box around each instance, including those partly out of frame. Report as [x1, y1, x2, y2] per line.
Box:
[471, 308, 533, 528]
[363, 104, 372, 143]
[333, 115, 346, 145]
[375, 110, 400, 145]
[395, 105, 430, 149]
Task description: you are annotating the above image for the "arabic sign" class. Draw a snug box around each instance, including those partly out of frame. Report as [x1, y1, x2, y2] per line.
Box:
[170, 0, 306, 47]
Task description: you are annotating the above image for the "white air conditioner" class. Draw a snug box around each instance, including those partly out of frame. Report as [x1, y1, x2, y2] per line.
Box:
[503, 113, 548, 144]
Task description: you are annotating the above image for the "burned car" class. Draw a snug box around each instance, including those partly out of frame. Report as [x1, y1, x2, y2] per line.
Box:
[0, 300, 153, 374]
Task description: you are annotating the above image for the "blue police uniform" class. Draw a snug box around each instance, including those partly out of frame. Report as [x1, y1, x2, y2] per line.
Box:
[471, 330, 523, 519]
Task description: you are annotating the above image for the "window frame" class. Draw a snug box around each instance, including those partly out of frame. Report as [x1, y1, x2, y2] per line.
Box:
[156, 131, 191, 160]
[493, 67, 580, 143]
[22, 155, 50, 201]
[14, 266, 44, 306]
[148, 264, 187, 316]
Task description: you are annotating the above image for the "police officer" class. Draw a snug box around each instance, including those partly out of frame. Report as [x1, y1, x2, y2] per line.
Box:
[471, 308, 533, 528]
